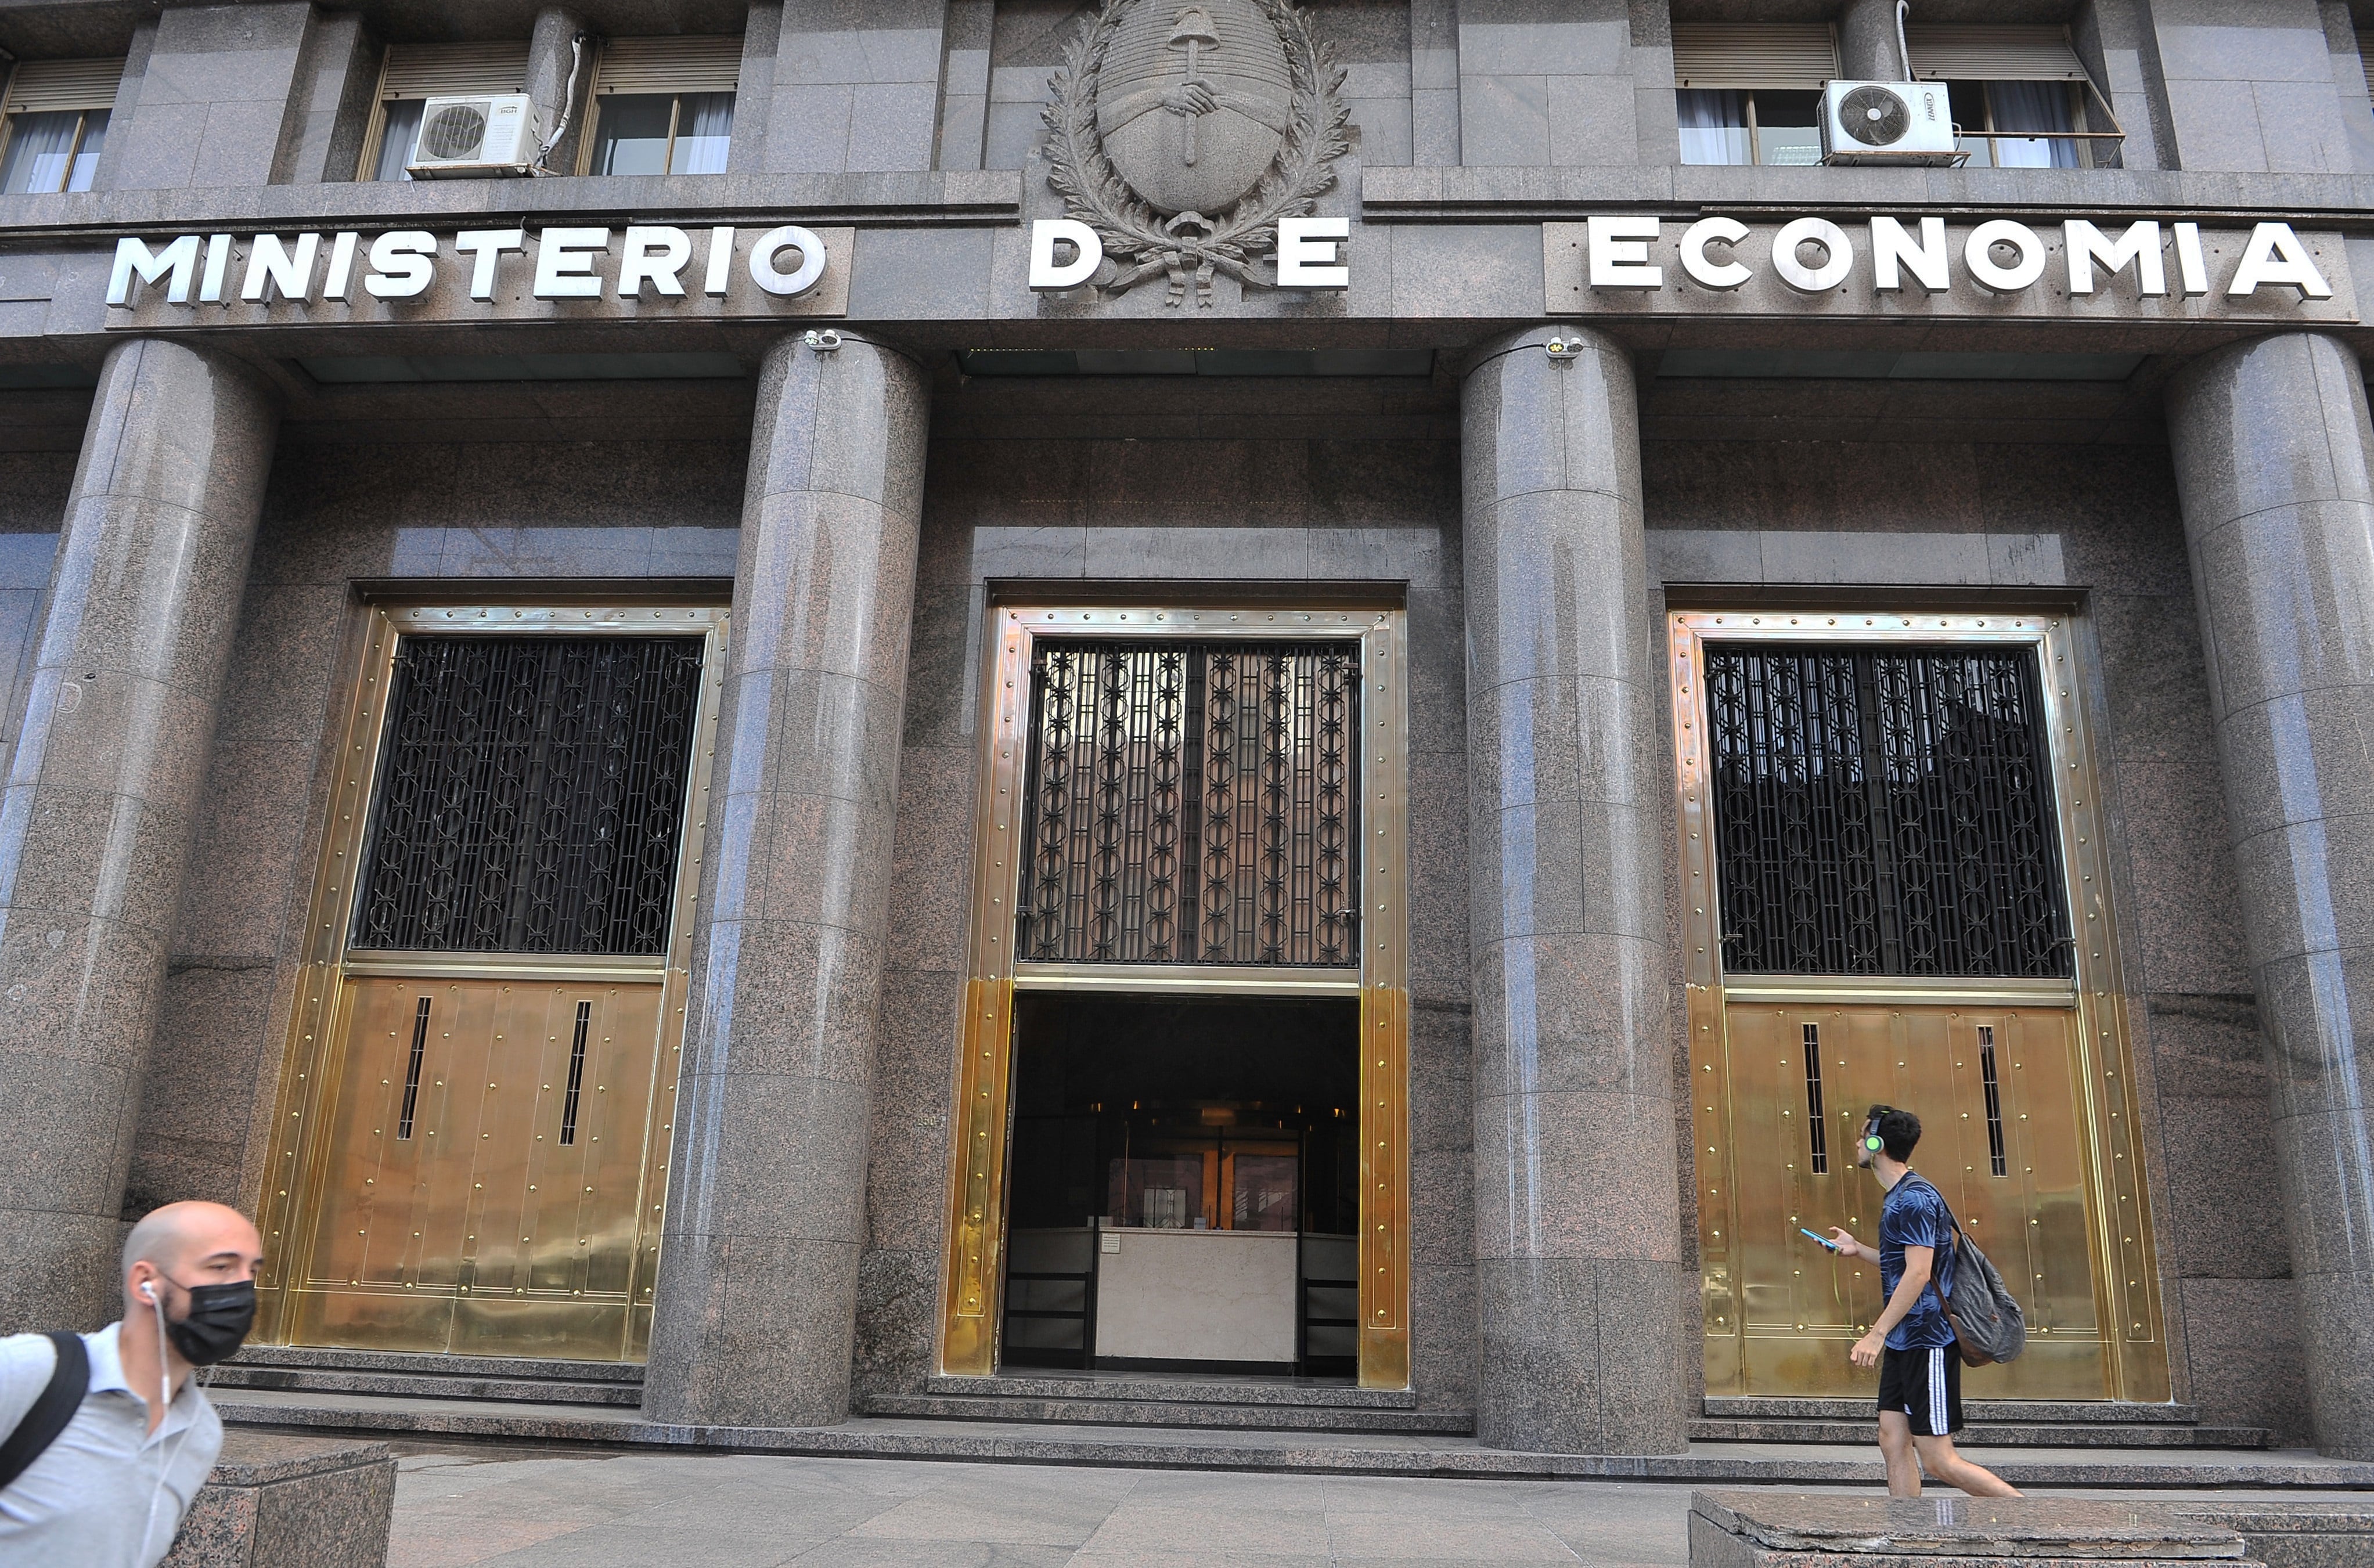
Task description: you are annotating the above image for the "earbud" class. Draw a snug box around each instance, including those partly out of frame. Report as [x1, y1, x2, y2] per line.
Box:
[141, 1282, 157, 1301]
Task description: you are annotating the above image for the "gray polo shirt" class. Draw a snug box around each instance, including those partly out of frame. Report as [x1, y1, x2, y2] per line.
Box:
[0, 1324, 221, 1567]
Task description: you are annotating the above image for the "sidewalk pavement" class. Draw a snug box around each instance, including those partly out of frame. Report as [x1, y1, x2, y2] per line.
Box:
[383, 1443, 2368, 1568]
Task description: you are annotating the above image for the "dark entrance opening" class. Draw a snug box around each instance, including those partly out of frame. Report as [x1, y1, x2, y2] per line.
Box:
[1001, 992, 1360, 1378]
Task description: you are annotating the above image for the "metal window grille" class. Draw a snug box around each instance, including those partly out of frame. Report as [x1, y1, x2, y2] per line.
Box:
[353, 635, 705, 956]
[1705, 644, 2070, 978]
[1017, 639, 1360, 967]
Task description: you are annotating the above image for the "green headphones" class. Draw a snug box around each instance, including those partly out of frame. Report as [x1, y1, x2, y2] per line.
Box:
[1863, 1108, 1888, 1154]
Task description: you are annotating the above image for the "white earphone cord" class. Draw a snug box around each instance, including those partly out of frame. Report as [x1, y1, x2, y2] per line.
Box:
[142, 1282, 203, 1561]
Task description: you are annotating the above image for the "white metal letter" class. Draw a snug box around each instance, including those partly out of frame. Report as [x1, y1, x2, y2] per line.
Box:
[199, 235, 233, 302]
[2063, 219, 2166, 297]
[748, 225, 828, 297]
[365, 230, 437, 299]
[1870, 217, 1949, 294]
[2227, 222, 2335, 300]
[1587, 215, 1663, 289]
[240, 233, 321, 303]
[452, 229, 527, 300]
[534, 228, 612, 299]
[1028, 219, 1103, 291]
[619, 226, 694, 298]
[321, 232, 361, 301]
[2173, 222, 2209, 297]
[1964, 219, 2047, 294]
[106, 236, 202, 305]
[1679, 217, 1752, 291]
[704, 228, 734, 296]
[1771, 217, 1853, 294]
[1277, 216, 1350, 290]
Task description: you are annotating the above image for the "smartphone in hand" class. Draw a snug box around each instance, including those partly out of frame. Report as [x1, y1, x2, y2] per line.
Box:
[1800, 1227, 1840, 1252]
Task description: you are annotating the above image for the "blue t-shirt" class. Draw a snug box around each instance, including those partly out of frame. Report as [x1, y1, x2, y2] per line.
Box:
[1878, 1174, 1958, 1350]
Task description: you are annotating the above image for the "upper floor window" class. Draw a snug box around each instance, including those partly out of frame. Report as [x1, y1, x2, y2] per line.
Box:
[582, 36, 740, 175]
[0, 57, 123, 194]
[1673, 24, 1839, 167]
[1907, 26, 2109, 169]
[359, 42, 532, 181]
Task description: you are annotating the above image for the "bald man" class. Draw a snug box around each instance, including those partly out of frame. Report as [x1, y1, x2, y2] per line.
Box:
[0, 1201, 264, 1567]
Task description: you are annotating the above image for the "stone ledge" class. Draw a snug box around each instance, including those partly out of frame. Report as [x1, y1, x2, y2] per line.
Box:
[163, 1431, 394, 1568]
[1689, 1490, 2251, 1565]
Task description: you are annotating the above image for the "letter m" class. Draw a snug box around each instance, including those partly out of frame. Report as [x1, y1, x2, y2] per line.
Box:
[107, 236, 202, 305]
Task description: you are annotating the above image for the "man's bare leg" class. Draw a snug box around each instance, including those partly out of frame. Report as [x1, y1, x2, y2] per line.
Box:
[1911, 1432, 2021, 1497]
[1876, 1410, 1923, 1497]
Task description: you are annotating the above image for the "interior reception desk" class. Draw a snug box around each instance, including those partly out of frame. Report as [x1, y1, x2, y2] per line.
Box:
[1094, 1226, 1299, 1368]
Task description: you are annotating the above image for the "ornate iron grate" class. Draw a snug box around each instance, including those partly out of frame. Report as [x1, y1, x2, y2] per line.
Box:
[353, 635, 705, 956]
[1017, 639, 1360, 967]
[1705, 644, 2070, 978]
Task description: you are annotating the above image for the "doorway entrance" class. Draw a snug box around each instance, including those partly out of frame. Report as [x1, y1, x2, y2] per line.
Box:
[1670, 610, 2168, 1401]
[939, 604, 1411, 1388]
[1002, 992, 1360, 1375]
[255, 603, 724, 1361]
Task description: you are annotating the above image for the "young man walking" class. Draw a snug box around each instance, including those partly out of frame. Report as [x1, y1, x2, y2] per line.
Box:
[1826, 1105, 2019, 1499]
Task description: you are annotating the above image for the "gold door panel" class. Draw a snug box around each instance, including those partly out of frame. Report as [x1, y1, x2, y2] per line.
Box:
[284, 974, 679, 1360]
[1703, 1000, 2105, 1398]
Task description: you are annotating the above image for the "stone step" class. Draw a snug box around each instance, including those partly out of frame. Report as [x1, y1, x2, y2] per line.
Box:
[212, 1389, 2374, 1489]
[211, 1347, 644, 1407]
[1689, 1418, 2274, 1450]
[923, 1373, 1419, 1410]
[1704, 1397, 2200, 1425]
[859, 1391, 1472, 1434]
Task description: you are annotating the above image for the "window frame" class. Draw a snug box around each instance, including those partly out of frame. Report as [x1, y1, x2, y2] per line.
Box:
[574, 35, 742, 177]
[1671, 23, 1839, 168]
[0, 57, 123, 195]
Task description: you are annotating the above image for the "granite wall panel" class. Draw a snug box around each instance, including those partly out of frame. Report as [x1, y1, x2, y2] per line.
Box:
[2150, 0, 2359, 174]
[104, 3, 317, 192]
[1645, 435, 2297, 1436]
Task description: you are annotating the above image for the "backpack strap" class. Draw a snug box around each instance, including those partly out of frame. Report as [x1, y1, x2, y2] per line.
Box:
[0, 1333, 90, 1494]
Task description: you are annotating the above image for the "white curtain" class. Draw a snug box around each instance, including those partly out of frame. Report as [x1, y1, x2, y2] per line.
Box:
[1677, 88, 1749, 166]
[0, 110, 82, 195]
[374, 100, 424, 181]
[673, 92, 733, 174]
[1988, 81, 2078, 169]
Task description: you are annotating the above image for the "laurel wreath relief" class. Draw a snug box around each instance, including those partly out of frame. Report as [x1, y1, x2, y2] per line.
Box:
[1043, 0, 1350, 307]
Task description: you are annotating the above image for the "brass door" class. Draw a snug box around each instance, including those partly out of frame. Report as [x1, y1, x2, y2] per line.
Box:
[1671, 610, 2167, 1403]
[1706, 999, 2105, 1398]
[255, 603, 722, 1362]
[284, 974, 678, 1358]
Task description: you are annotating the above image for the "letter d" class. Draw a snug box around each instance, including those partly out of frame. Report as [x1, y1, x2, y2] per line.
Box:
[1029, 219, 1103, 292]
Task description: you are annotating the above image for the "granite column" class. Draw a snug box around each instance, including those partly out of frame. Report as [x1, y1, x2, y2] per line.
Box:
[1838, 0, 1913, 81]
[2167, 331, 2374, 1459]
[644, 332, 929, 1428]
[1460, 325, 1689, 1454]
[0, 337, 278, 1328]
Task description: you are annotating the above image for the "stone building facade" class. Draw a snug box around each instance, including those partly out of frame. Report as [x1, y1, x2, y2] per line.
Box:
[2, 0, 2373, 1464]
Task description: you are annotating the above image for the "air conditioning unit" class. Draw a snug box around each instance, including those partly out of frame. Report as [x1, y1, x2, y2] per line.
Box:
[1819, 80, 1958, 165]
[406, 93, 541, 178]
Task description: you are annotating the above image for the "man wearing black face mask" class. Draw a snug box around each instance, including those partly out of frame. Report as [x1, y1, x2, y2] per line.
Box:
[0, 1200, 263, 1566]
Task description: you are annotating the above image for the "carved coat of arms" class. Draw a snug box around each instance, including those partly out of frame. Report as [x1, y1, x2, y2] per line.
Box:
[1043, 0, 1349, 306]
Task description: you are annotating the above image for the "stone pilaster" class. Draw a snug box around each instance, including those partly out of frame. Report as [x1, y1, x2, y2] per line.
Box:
[1459, 325, 1689, 1454]
[2166, 331, 2374, 1459]
[643, 331, 930, 1427]
[0, 337, 278, 1328]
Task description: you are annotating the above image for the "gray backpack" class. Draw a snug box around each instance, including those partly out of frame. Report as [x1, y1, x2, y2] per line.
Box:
[1912, 1178, 2028, 1367]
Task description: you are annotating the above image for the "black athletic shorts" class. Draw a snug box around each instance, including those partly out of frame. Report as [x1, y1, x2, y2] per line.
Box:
[1877, 1343, 1962, 1437]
